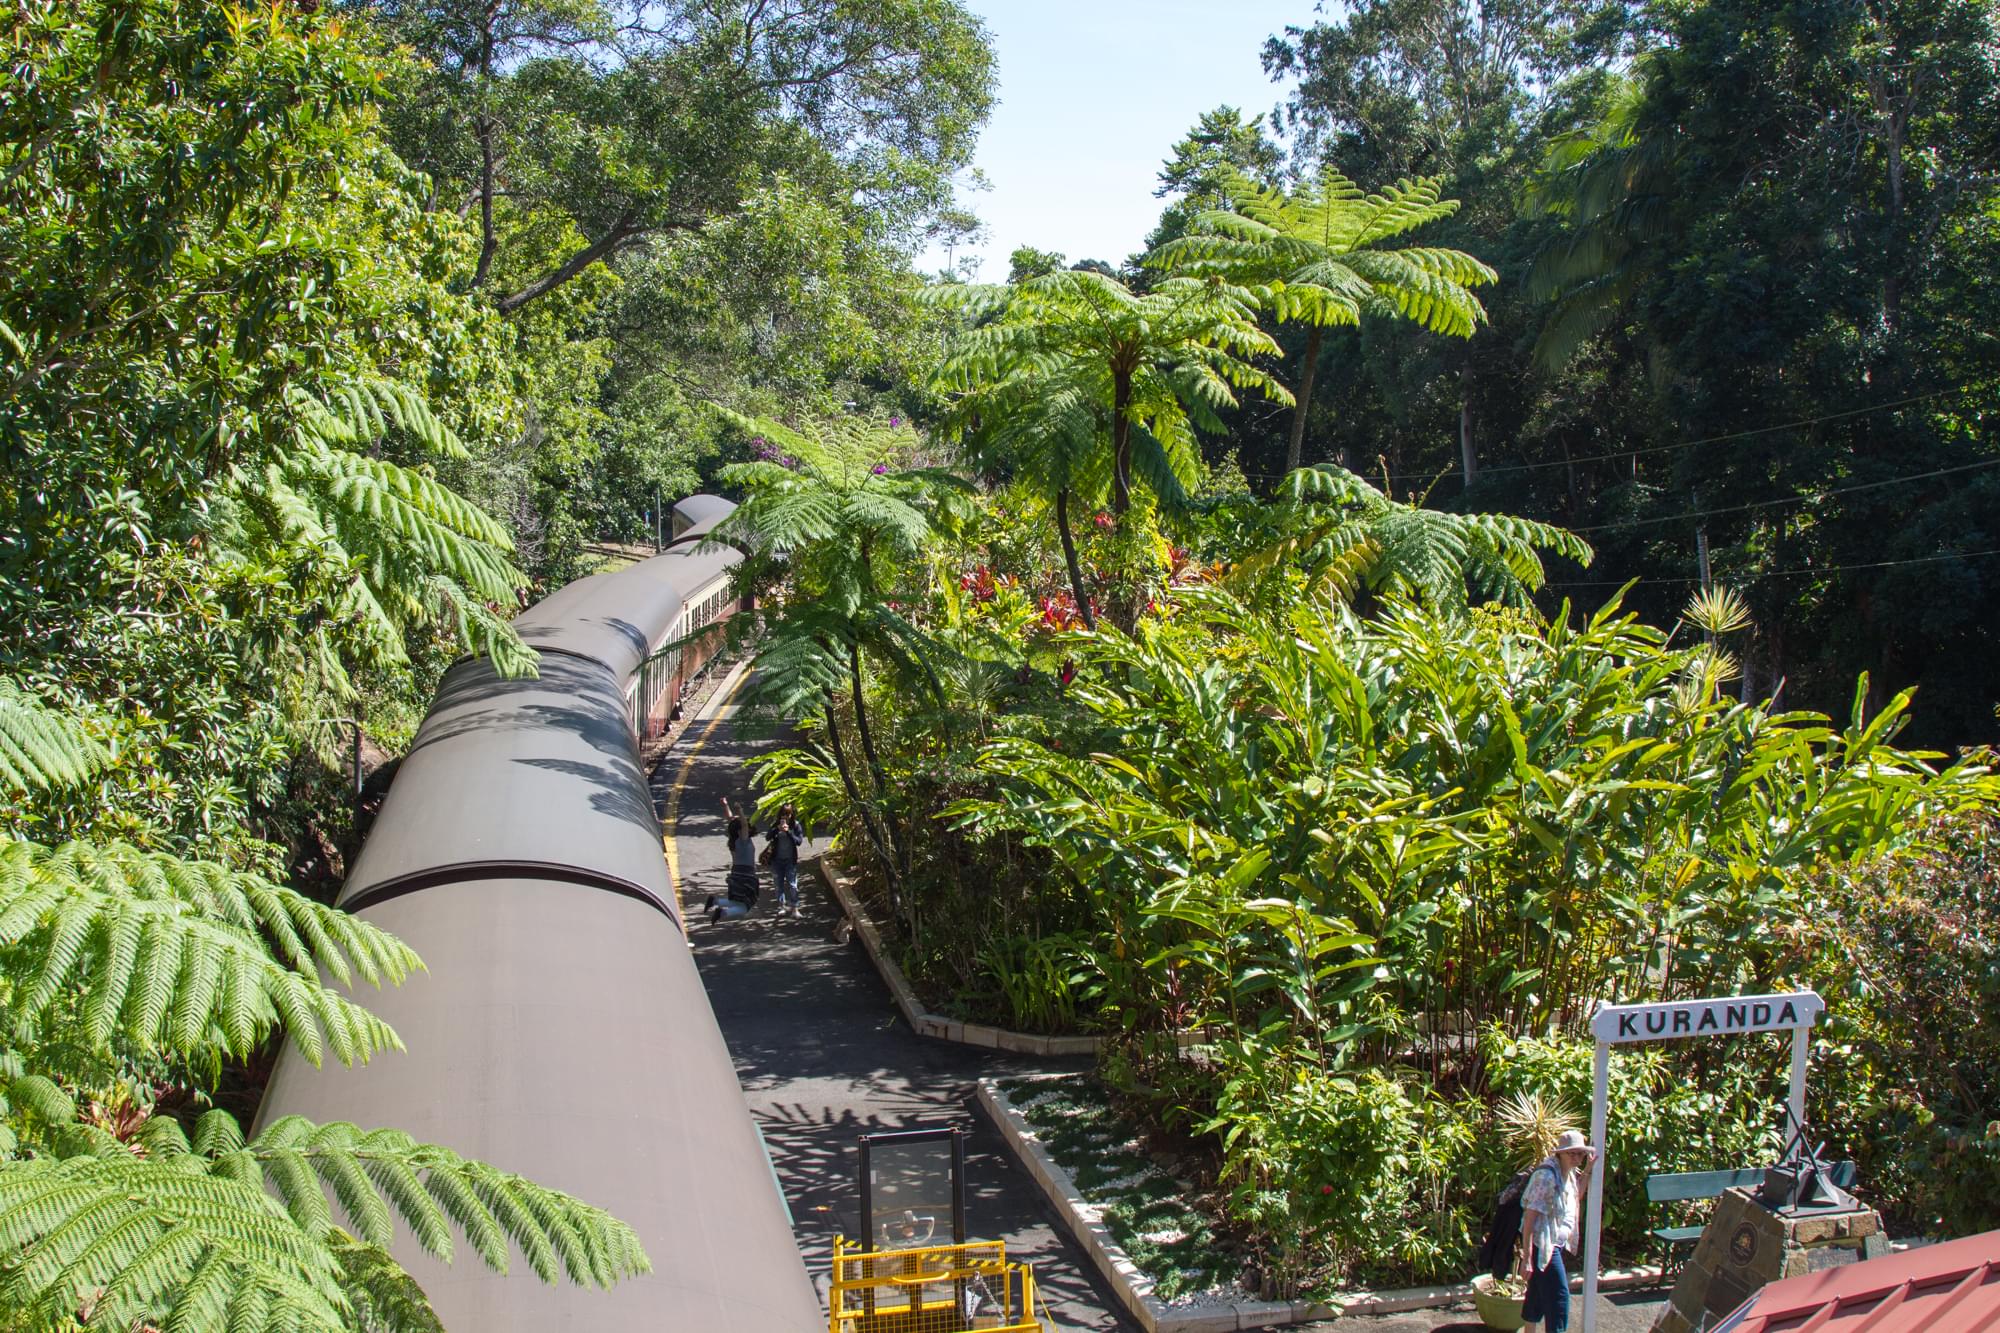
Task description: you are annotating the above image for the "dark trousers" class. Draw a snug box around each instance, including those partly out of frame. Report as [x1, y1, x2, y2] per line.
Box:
[1522, 1246, 1569, 1331]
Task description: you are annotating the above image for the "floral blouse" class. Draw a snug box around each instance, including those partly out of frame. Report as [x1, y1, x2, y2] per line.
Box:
[1520, 1156, 1581, 1272]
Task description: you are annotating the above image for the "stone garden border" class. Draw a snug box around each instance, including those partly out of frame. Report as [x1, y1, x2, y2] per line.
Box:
[978, 1076, 1669, 1333]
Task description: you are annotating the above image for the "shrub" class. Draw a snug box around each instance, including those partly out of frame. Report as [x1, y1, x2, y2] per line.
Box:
[1795, 813, 2000, 1236]
[1207, 1046, 1420, 1296]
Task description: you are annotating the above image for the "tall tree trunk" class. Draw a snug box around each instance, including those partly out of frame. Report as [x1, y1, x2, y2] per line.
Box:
[848, 642, 891, 830]
[1054, 487, 1095, 630]
[1285, 324, 1326, 476]
[822, 690, 900, 900]
[470, 12, 498, 290]
[1869, 72, 1909, 333]
[1110, 371, 1133, 515]
[848, 636, 909, 902]
[1458, 363, 1478, 488]
[472, 119, 498, 289]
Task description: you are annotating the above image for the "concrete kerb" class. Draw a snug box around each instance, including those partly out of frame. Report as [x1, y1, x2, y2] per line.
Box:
[977, 1077, 1668, 1332]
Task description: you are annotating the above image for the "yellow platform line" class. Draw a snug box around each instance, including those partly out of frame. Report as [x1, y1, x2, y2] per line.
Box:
[662, 661, 754, 901]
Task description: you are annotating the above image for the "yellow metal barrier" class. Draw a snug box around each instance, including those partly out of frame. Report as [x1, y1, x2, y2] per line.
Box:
[829, 1237, 1047, 1333]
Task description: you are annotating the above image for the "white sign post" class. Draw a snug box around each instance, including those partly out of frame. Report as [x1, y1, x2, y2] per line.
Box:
[1578, 990, 1824, 1333]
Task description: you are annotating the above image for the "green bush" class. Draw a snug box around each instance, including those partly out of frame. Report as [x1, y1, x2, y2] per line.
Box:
[1207, 1047, 1420, 1296]
[1796, 814, 2000, 1237]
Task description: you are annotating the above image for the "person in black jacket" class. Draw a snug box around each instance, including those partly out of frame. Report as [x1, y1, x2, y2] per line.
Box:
[765, 804, 809, 918]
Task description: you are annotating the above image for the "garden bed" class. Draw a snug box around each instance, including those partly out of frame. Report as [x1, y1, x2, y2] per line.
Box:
[995, 1074, 1239, 1304]
[982, 1074, 1672, 1332]
[982, 1073, 1300, 1332]
[819, 856, 1104, 1055]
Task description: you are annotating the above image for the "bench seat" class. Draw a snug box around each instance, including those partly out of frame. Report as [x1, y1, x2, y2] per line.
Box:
[1645, 1161, 1856, 1283]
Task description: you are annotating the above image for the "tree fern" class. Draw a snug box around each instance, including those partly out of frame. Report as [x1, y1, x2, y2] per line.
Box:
[1522, 70, 1681, 370]
[1227, 465, 1591, 611]
[928, 268, 1290, 521]
[1150, 164, 1497, 471]
[0, 839, 419, 1068]
[0, 819, 656, 1329]
[709, 407, 968, 566]
[0, 1103, 648, 1333]
[0, 1154, 353, 1331]
[0, 682, 108, 796]
[176, 1114, 649, 1287]
[929, 268, 1290, 627]
[219, 377, 538, 696]
[329, 1228, 444, 1333]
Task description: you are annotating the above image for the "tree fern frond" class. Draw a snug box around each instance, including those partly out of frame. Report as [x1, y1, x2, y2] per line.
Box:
[288, 381, 469, 462]
[225, 1118, 650, 1288]
[1236, 467, 1590, 612]
[0, 1156, 352, 1333]
[328, 1229, 444, 1333]
[215, 376, 534, 682]
[0, 840, 413, 1068]
[0, 681, 109, 795]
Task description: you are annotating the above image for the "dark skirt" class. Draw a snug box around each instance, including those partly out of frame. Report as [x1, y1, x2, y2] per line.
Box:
[726, 867, 760, 905]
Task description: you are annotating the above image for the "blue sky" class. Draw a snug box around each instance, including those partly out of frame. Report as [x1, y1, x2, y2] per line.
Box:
[921, 1, 1314, 279]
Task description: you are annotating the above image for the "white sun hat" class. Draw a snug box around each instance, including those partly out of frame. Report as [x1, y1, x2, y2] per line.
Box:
[1553, 1130, 1600, 1158]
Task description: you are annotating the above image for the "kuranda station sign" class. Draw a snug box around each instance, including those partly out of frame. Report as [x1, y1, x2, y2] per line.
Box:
[1591, 991, 1826, 1046]
[1577, 989, 1825, 1333]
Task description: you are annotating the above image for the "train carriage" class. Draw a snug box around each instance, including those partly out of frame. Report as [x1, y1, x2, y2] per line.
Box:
[257, 498, 818, 1330]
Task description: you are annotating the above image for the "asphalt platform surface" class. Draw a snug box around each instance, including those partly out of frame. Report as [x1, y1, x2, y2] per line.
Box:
[651, 665, 1668, 1333]
[653, 669, 1139, 1330]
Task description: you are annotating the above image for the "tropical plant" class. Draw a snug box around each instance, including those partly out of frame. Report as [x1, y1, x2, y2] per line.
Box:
[1223, 464, 1592, 611]
[1207, 1053, 1419, 1295]
[1151, 164, 1497, 472]
[0, 686, 648, 1330]
[239, 382, 538, 681]
[1495, 1091, 1580, 1166]
[1792, 814, 2000, 1237]
[1, 0, 535, 752]
[0, 1099, 646, 1333]
[708, 408, 967, 906]
[1521, 70, 1681, 370]
[929, 268, 1293, 625]
[952, 585, 1997, 1056]
[947, 373, 1111, 629]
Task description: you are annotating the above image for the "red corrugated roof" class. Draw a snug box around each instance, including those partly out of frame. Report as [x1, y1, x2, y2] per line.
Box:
[1713, 1229, 2000, 1333]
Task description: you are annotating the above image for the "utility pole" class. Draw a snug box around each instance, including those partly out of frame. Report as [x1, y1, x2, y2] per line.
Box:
[304, 718, 364, 805]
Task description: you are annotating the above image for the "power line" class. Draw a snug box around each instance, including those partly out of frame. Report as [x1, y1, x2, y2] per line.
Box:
[1234, 383, 1979, 487]
[1565, 457, 2000, 534]
[1544, 547, 2000, 591]
[1460, 385, 1975, 480]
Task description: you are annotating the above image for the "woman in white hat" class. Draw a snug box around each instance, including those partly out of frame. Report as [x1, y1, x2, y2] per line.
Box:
[1517, 1129, 1597, 1333]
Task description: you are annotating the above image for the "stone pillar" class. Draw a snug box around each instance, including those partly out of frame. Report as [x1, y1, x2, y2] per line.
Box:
[1649, 1188, 1885, 1333]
